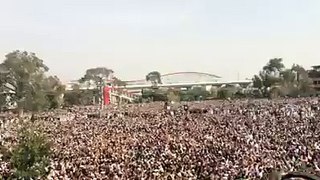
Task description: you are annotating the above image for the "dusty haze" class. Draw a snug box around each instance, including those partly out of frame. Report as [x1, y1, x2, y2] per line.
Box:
[0, 0, 319, 82]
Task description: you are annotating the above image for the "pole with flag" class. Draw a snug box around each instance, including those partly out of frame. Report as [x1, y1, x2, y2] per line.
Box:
[102, 79, 113, 108]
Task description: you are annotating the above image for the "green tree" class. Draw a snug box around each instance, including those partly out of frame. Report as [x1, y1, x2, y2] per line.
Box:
[64, 84, 83, 106]
[252, 75, 263, 90]
[277, 65, 313, 97]
[141, 89, 153, 100]
[234, 90, 246, 99]
[0, 51, 50, 114]
[253, 58, 285, 97]
[280, 69, 296, 84]
[64, 89, 97, 106]
[0, 65, 10, 110]
[63, 90, 81, 106]
[112, 77, 127, 86]
[189, 87, 210, 100]
[217, 88, 232, 99]
[262, 58, 285, 74]
[0, 94, 6, 110]
[0, 64, 12, 93]
[180, 91, 195, 101]
[291, 64, 313, 93]
[209, 87, 218, 98]
[279, 69, 296, 95]
[10, 122, 51, 179]
[146, 71, 162, 88]
[0, 63, 15, 110]
[79, 67, 113, 87]
[43, 76, 65, 109]
[253, 58, 313, 98]
[79, 67, 113, 104]
[167, 88, 181, 102]
[141, 88, 167, 102]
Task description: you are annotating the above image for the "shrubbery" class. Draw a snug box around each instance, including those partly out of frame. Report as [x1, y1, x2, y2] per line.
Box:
[3, 121, 52, 179]
[142, 87, 215, 102]
[64, 89, 100, 106]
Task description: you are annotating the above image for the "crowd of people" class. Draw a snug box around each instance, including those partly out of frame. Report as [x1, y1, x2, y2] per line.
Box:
[1, 98, 320, 179]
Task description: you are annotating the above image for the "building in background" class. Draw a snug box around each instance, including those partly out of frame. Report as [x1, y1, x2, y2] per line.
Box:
[308, 65, 320, 92]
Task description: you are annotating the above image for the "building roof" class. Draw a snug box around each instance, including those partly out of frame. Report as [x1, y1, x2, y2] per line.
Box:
[125, 71, 221, 86]
[312, 65, 320, 69]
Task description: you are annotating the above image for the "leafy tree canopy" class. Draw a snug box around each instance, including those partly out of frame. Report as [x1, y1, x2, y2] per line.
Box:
[253, 58, 312, 98]
[79, 67, 114, 87]
[0, 51, 49, 111]
[10, 122, 51, 179]
[0, 50, 64, 112]
[146, 71, 162, 88]
[112, 77, 127, 86]
[262, 58, 285, 75]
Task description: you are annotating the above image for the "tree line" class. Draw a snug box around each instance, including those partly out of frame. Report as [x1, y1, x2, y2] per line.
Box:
[0, 50, 127, 112]
[252, 58, 314, 98]
[143, 58, 316, 102]
[0, 51, 317, 112]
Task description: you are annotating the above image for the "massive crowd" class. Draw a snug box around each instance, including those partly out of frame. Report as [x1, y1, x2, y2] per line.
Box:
[1, 98, 320, 179]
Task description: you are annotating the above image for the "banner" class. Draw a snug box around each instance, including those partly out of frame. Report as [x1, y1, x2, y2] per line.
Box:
[103, 86, 111, 105]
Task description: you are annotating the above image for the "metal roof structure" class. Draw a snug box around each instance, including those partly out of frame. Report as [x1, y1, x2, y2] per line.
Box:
[123, 80, 252, 89]
[125, 71, 222, 86]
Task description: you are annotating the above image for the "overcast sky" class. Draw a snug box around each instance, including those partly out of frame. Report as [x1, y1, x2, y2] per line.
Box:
[0, 0, 319, 82]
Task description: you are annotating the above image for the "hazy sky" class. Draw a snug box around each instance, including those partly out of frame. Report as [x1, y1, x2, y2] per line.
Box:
[0, 0, 319, 82]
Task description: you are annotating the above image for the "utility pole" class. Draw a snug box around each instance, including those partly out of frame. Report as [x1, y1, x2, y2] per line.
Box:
[99, 77, 105, 116]
[100, 85, 104, 110]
